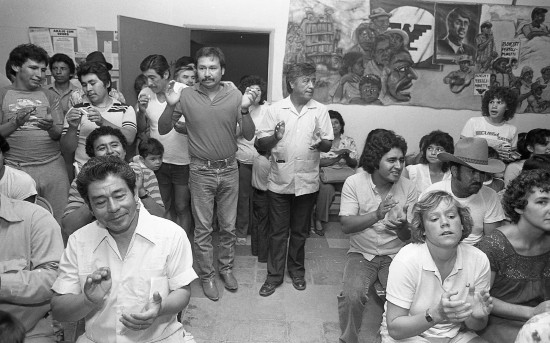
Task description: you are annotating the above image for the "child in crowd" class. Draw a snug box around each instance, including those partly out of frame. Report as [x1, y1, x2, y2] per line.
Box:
[461, 86, 520, 162]
[175, 65, 196, 87]
[250, 148, 271, 263]
[133, 137, 164, 172]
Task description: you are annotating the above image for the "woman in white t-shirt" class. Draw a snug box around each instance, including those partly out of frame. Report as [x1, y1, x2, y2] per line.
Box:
[403, 130, 453, 195]
[461, 86, 519, 163]
[381, 191, 493, 343]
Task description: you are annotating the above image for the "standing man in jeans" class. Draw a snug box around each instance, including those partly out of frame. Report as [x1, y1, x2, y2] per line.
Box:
[159, 47, 258, 301]
[256, 62, 333, 296]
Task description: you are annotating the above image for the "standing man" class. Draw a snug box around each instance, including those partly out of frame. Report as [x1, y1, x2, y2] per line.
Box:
[0, 44, 69, 222]
[47, 53, 79, 116]
[475, 21, 497, 73]
[256, 62, 333, 297]
[436, 8, 476, 59]
[52, 156, 197, 342]
[159, 47, 257, 301]
[422, 137, 505, 245]
[0, 193, 64, 342]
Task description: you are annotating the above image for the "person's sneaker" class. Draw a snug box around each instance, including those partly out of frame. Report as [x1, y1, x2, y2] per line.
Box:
[219, 270, 238, 291]
[291, 276, 306, 290]
[201, 278, 219, 301]
[259, 281, 281, 297]
[236, 237, 247, 245]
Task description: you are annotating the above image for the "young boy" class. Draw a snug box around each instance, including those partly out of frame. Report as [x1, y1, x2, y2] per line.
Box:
[133, 137, 164, 172]
[250, 148, 271, 263]
[174, 65, 196, 87]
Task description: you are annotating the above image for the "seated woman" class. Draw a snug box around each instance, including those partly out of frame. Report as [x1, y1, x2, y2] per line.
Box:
[476, 169, 550, 343]
[504, 129, 550, 186]
[403, 130, 453, 194]
[61, 62, 136, 178]
[313, 110, 357, 235]
[382, 190, 492, 343]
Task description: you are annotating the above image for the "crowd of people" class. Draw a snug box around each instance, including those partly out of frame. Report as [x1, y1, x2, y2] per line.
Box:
[0, 41, 548, 343]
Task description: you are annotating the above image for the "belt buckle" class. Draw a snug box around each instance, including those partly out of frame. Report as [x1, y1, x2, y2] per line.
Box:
[209, 159, 227, 169]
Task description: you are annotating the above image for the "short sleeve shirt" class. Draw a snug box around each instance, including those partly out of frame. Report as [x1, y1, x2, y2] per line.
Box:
[339, 171, 417, 259]
[52, 208, 198, 343]
[256, 96, 334, 195]
[461, 116, 518, 149]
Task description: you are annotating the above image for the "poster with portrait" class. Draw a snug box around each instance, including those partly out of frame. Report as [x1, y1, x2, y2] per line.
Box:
[284, 0, 550, 113]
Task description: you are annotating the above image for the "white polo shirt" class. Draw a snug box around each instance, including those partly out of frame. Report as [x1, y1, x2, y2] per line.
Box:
[381, 243, 490, 340]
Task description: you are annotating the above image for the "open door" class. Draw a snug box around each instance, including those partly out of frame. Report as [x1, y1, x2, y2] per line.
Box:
[118, 15, 190, 105]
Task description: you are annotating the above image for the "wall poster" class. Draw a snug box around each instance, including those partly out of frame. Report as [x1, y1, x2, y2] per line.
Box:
[284, 0, 550, 113]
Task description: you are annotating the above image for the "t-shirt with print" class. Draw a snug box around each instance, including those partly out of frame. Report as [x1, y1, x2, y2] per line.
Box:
[0, 86, 63, 163]
[461, 116, 518, 149]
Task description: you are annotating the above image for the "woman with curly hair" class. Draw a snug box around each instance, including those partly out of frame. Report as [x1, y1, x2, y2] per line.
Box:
[338, 129, 416, 343]
[476, 169, 550, 343]
[403, 130, 454, 194]
[460, 86, 519, 162]
[382, 190, 492, 343]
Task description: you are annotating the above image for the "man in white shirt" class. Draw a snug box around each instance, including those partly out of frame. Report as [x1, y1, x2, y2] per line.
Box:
[422, 137, 505, 245]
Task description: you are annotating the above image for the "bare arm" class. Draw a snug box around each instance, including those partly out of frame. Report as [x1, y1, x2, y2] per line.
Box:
[483, 221, 502, 237]
[51, 292, 99, 322]
[158, 104, 178, 135]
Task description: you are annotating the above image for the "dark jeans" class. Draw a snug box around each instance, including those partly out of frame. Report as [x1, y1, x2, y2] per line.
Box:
[236, 162, 253, 238]
[266, 191, 318, 284]
[251, 188, 269, 262]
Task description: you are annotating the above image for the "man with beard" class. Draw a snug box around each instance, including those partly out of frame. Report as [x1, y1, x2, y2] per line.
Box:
[421, 137, 505, 245]
[256, 62, 333, 297]
[437, 7, 476, 59]
[384, 49, 418, 103]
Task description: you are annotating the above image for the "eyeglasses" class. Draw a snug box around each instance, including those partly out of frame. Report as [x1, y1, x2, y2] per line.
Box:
[427, 146, 445, 153]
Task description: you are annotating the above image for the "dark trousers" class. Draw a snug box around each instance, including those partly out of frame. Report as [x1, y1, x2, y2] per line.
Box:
[266, 191, 318, 284]
[251, 187, 269, 262]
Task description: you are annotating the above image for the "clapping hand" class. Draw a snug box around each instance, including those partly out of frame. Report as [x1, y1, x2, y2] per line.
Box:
[137, 94, 150, 113]
[376, 194, 398, 221]
[241, 87, 260, 109]
[274, 121, 285, 141]
[120, 292, 163, 331]
[84, 267, 112, 308]
[435, 290, 472, 323]
[165, 80, 182, 106]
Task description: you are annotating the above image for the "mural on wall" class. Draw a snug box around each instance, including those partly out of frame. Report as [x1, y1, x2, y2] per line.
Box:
[284, 0, 550, 113]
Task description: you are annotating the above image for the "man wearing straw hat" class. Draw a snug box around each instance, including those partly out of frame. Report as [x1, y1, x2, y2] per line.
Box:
[421, 137, 505, 245]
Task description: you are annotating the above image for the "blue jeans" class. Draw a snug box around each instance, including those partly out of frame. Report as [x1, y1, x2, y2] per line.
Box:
[338, 253, 391, 343]
[189, 158, 239, 280]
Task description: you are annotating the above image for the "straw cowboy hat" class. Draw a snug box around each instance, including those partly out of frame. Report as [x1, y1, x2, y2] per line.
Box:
[85, 51, 113, 70]
[437, 137, 505, 174]
[369, 7, 392, 19]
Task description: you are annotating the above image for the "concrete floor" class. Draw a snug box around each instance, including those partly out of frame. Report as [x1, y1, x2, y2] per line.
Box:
[182, 219, 384, 343]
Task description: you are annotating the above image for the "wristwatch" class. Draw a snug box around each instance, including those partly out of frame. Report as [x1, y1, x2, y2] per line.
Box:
[425, 308, 434, 323]
[139, 191, 150, 200]
[241, 108, 249, 115]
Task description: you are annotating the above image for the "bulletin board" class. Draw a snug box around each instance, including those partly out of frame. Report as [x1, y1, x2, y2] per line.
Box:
[28, 27, 121, 89]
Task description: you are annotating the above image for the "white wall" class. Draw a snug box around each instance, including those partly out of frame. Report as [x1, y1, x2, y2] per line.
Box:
[0, 0, 548, 152]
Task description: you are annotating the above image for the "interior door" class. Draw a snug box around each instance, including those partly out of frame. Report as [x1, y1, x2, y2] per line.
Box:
[118, 15, 190, 105]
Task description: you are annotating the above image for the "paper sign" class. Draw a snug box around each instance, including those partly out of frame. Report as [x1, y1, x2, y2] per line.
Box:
[474, 73, 490, 96]
[500, 40, 520, 60]
[53, 37, 75, 60]
[50, 28, 77, 37]
[28, 27, 54, 56]
[77, 27, 98, 53]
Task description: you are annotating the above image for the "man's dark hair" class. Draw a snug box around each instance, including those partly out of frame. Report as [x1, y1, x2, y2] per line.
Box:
[76, 155, 136, 206]
[525, 129, 550, 153]
[285, 63, 316, 94]
[532, 7, 548, 21]
[85, 126, 128, 158]
[360, 129, 407, 173]
[503, 169, 550, 223]
[522, 154, 550, 172]
[0, 310, 25, 343]
[328, 110, 345, 134]
[8, 44, 49, 78]
[139, 137, 164, 158]
[480, 21, 492, 30]
[196, 47, 226, 69]
[174, 56, 195, 69]
[49, 53, 76, 74]
[446, 8, 472, 35]
[0, 134, 10, 154]
[481, 86, 519, 121]
[140, 54, 170, 78]
[77, 62, 111, 91]
[238, 75, 267, 104]
[419, 130, 454, 172]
